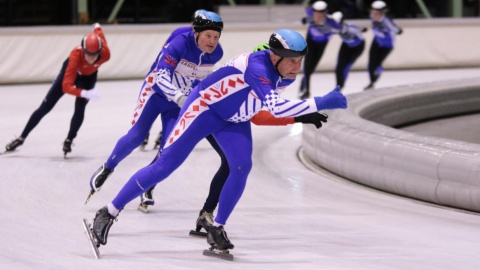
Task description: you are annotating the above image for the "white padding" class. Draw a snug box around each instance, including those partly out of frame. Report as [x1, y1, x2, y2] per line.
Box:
[302, 78, 480, 212]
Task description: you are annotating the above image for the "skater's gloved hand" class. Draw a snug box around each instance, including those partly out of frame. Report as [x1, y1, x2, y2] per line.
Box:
[362, 27, 368, 33]
[397, 28, 403, 35]
[314, 85, 347, 110]
[301, 17, 307, 25]
[294, 112, 328, 129]
[92, 22, 101, 29]
[175, 94, 187, 108]
[80, 89, 101, 101]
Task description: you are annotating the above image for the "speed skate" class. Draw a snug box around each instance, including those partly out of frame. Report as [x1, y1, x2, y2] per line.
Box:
[203, 245, 234, 261]
[137, 202, 149, 213]
[82, 218, 100, 259]
[189, 225, 208, 237]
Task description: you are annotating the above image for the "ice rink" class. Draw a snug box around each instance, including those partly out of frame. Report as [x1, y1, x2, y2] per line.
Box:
[1, 68, 480, 270]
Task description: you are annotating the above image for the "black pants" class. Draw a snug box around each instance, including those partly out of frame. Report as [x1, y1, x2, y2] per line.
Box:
[20, 59, 97, 140]
[367, 40, 392, 84]
[299, 34, 328, 96]
[146, 134, 229, 213]
[201, 134, 229, 212]
[335, 41, 365, 89]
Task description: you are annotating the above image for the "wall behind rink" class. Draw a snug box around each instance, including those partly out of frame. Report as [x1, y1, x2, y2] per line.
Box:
[1, 18, 480, 84]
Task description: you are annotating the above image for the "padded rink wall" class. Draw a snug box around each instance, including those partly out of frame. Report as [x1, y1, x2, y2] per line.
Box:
[301, 79, 480, 212]
[1, 18, 480, 84]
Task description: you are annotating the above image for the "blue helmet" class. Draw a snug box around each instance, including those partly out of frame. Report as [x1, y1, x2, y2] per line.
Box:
[191, 9, 207, 21]
[193, 11, 223, 33]
[269, 29, 307, 57]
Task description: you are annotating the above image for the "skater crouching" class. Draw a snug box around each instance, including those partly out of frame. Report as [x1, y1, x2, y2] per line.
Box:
[88, 29, 347, 259]
[142, 43, 329, 238]
[4, 23, 110, 156]
[85, 11, 224, 204]
[364, 0, 403, 90]
[331, 11, 366, 91]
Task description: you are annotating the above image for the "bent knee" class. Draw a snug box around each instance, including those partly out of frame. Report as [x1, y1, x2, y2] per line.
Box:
[230, 160, 252, 176]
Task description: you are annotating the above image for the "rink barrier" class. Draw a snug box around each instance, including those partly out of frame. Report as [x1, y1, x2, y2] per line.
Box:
[1, 18, 480, 84]
[302, 78, 480, 212]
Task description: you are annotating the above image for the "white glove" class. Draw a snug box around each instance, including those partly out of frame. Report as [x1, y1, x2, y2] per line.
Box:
[175, 95, 187, 108]
[92, 22, 101, 29]
[80, 89, 101, 101]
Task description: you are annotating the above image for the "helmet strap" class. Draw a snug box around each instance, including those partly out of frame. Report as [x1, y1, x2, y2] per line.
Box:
[275, 57, 288, 78]
[195, 32, 200, 45]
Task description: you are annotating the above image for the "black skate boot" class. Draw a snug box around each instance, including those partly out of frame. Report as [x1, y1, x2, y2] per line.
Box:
[207, 225, 234, 250]
[153, 131, 162, 150]
[189, 210, 214, 237]
[203, 225, 234, 260]
[137, 187, 155, 213]
[5, 138, 24, 152]
[85, 164, 113, 204]
[63, 139, 72, 157]
[363, 82, 375, 90]
[92, 206, 116, 245]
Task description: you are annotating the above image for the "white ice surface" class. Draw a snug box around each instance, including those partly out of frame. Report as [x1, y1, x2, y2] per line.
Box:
[1, 69, 480, 270]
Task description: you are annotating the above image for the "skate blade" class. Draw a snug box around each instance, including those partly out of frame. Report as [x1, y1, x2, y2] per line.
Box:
[84, 190, 95, 205]
[82, 218, 101, 259]
[203, 247, 233, 261]
[137, 203, 148, 213]
[189, 230, 207, 237]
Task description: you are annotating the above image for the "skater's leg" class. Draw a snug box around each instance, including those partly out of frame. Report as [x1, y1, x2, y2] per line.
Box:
[104, 93, 177, 170]
[19, 74, 65, 139]
[299, 36, 326, 98]
[335, 43, 350, 89]
[138, 109, 180, 208]
[110, 105, 227, 211]
[211, 122, 253, 225]
[373, 46, 392, 81]
[158, 108, 181, 150]
[367, 41, 392, 85]
[66, 96, 88, 140]
[202, 134, 229, 212]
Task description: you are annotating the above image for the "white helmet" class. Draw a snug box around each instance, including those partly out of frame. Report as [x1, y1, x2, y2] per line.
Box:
[312, 1, 328, 12]
[371, 1, 387, 10]
[331, 11, 343, 24]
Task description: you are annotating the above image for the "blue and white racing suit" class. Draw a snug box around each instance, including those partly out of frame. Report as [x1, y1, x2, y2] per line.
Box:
[104, 31, 223, 171]
[368, 16, 402, 84]
[111, 50, 322, 225]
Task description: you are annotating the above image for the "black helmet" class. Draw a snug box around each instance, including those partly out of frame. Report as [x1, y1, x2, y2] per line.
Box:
[193, 11, 223, 33]
[269, 29, 307, 58]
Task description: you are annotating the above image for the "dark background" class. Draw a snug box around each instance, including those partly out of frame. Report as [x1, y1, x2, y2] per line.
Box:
[1, 0, 479, 26]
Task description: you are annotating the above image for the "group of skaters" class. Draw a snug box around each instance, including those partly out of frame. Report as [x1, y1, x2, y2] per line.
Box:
[298, 0, 403, 99]
[3, 1, 400, 258]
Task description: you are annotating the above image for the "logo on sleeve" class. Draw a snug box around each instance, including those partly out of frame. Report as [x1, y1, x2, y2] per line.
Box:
[164, 54, 178, 67]
[258, 76, 271, 85]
